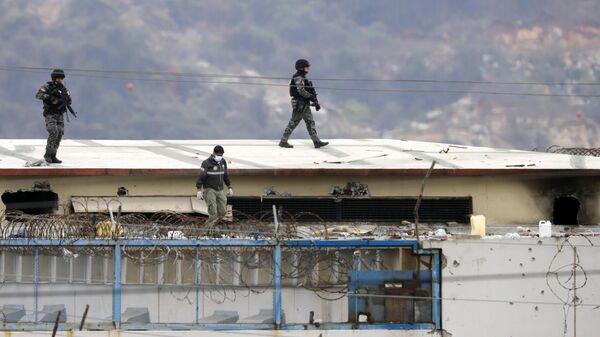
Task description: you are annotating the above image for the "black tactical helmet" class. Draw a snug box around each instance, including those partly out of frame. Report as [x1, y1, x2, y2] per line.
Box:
[295, 59, 310, 71]
[213, 145, 225, 154]
[51, 69, 65, 80]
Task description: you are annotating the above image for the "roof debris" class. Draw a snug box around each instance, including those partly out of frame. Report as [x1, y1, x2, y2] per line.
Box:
[330, 181, 370, 197]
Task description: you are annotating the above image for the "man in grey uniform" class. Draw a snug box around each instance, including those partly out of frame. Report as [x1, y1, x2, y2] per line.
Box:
[196, 145, 233, 222]
[279, 59, 329, 148]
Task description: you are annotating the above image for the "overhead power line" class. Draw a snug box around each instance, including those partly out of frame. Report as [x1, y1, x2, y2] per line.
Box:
[1, 65, 599, 98]
[1, 270, 598, 308]
[2, 65, 600, 86]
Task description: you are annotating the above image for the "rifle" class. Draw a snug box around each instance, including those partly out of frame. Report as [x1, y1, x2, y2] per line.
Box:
[305, 80, 320, 110]
[52, 86, 78, 121]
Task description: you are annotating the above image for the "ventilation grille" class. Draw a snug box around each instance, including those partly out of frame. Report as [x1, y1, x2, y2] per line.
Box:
[228, 196, 472, 223]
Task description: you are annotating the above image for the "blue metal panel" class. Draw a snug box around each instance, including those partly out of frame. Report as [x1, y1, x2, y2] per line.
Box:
[0, 239, 274, 247]
[112, 242, 122, 328]
[284, 239, 419, 248]
[348, 270, 433, 323]
[355, 323, 435, 330]
[0, 239, 114, 246]
[273, 244, 282, 327]
[1, 238, 421, 249]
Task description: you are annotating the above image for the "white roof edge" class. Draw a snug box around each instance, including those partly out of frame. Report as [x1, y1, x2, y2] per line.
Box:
[0, 139, 598, 171]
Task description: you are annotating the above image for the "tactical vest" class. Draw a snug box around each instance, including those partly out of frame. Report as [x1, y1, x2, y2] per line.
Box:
[43, 82, 68, 114]
[289, 71, 306, 99]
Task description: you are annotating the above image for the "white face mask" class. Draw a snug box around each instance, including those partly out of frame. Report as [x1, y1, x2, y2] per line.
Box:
[214, 155, 223, 162]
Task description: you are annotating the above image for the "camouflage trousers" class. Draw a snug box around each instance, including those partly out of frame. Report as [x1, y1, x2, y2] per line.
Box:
[44, 113, 64, 154]
[280, 100, 320, 143]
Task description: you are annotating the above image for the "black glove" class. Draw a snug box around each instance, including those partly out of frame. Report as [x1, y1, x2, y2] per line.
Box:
[315, 103, 321, 111]
[48, 91, 63, 105]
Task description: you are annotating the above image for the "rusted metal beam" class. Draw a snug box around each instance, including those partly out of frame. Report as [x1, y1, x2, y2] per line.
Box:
[1, 167, 599, 177]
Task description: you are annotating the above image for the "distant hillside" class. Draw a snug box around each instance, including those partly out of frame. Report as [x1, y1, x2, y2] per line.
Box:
[1, 0, 600, 149]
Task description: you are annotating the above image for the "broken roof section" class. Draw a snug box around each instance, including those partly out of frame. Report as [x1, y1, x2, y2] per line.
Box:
[1, 139, 600, 176]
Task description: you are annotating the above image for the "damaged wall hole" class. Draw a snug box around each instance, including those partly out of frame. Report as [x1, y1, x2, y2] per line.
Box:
[1, 181, 59, 215]
[552, 196, 580, 225]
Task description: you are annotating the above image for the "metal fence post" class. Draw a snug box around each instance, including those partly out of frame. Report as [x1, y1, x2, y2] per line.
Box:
[273, 244, 282, 328]
[34, 247, 39, 322]
[0, 238, 439, 331]
[432, 251, 441, 330]
[112, 242, 122, 328]
[195, 247, 200, 324]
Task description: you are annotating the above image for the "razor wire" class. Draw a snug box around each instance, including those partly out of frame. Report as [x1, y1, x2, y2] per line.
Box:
[538, 145, 600, 157]
[0, 208, 407, 304]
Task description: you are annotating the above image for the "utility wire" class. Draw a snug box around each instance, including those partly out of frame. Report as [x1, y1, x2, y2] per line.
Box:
[2, 65, 600, 86]
[1, 272, 598, 308]
[348, 293, 600, 308]
[0, 66, 599, 98]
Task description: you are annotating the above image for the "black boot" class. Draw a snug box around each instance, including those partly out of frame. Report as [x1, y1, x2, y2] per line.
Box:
[314, 140, 329, 148]
[51, 153, 62, 164]
[279, 140, 293, 148]
[44, 151, 53, 163]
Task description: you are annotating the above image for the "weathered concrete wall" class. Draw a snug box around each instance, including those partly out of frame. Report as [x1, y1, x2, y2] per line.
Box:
[424, 236, 600, 337]
[2, 173, 599, 224]
[2, 237, 599, 336]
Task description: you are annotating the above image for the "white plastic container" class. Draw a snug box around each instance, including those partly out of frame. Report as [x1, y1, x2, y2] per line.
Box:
[470, 215, 486, 237]
[538, 220, 552, 238]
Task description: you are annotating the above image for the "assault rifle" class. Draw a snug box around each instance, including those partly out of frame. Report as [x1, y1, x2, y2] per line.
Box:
[305, 80, 321, 111]
[52, 87, 78, 121]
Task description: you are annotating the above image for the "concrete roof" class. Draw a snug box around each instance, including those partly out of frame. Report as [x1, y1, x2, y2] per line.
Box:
[1, 139, 600, 176]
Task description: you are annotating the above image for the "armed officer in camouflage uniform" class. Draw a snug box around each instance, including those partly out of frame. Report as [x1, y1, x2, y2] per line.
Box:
[35, 69, 72, 163]
[279, 59, 329, 148]
[196, 145, 234, 222]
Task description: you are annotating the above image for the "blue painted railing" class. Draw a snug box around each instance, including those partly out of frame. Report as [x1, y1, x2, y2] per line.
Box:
[0, 238, 441, 331]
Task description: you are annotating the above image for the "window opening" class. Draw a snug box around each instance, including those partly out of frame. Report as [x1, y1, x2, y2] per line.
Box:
[553, 196, 580, 225]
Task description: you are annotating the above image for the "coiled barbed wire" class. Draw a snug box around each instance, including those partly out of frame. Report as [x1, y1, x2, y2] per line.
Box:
[0, 208, 341, 244]
[535, 145, 600, 157]
[0, 207, 407, 305]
